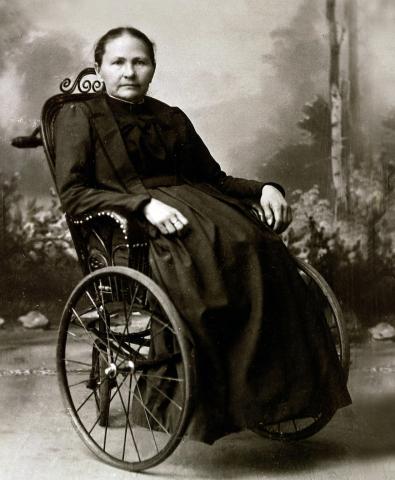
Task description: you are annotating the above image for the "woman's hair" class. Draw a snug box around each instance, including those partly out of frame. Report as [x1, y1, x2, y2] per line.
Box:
[94, 27, 156, 67]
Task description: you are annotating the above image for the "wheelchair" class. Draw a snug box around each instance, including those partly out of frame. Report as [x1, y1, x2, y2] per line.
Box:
[12, 68, 350, 472]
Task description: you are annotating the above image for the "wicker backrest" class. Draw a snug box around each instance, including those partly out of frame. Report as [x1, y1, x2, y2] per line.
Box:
[40, 67, 103, 190]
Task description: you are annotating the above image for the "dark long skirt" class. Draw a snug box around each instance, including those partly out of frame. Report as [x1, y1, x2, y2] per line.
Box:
[134, 183, 351, 444]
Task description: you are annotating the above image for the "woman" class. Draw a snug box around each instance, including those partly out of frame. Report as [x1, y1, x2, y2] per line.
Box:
[55, 27, 351, 444]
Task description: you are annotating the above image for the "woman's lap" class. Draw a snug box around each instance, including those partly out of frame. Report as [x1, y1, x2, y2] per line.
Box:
[135, 184, 350, 443]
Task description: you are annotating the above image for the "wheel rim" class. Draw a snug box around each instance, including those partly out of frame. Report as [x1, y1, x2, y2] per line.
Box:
[57, 267, 194, 471]
[295, 258, 350, 375]
[254, 259, 349, 441]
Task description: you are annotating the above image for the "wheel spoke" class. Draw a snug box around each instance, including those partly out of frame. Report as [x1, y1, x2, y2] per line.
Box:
[67, 329, 107, 357]
[76, 388, 96, 413]
[130, 388, 171, 435]
[86, 286, 122, 352]
[151, 312, 176, 336]
[69, 378, 89, 388]
[142, 375, 183, 411]
[148, 322, 170, 345]
[98, 279, 112, 359]
[85, 289, 116, 362]
[71, 308, 108, 363]
[139, 373, 184, 383]
[84, 291, 107, 325]
[103, 413, 109, 450]
[66, 359, 91, 368]
[134, 373, 159, 454]
[88, 406, 105, 435]
[122, 375, 133, 461]
[114, 377, 141, 462]
[114, 283, 140, 365]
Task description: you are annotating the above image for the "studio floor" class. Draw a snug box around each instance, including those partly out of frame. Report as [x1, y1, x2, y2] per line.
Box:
[1, 329, 395, 480]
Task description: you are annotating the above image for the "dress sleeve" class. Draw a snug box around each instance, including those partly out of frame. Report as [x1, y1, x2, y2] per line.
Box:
[55, 103, 151, 217]
[175, 108, 285, 199]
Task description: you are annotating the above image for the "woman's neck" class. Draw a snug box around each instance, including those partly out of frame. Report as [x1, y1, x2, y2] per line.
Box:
[106, 92, 145, 105]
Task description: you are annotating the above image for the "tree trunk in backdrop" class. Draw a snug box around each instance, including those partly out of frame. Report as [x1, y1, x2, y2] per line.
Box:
[327, 0, 348, 218]
[345, 0, 363, 167]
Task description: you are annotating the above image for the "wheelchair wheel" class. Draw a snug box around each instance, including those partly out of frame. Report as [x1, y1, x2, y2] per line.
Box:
[254, 258, 350, 442]
[57, 266, 195, 472]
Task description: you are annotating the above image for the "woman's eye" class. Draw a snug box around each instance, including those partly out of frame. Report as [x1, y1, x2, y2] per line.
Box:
[112, 59, 124, 65]
[135, 59, 146, 66]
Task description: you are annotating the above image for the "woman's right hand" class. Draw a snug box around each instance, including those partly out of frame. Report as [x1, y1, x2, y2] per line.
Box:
[143, 198, 189, 235]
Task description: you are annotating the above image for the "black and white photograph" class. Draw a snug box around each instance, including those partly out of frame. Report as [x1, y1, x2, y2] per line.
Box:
[0, 1, 394, 479]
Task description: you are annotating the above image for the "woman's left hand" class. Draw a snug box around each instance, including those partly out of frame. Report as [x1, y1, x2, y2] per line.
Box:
[253, 185, 292, 233]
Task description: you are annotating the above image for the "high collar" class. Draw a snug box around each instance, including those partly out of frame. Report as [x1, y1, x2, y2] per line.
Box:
[105, 93, 146, 115]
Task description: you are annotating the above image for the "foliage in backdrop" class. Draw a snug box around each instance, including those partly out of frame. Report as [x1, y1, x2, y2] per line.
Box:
[284, 96, 395, 327]
[0, 171, 79, 322]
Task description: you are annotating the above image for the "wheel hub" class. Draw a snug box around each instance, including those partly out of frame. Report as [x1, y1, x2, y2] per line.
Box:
[126, 360, 135, 374]
[104, 362, 117, 378]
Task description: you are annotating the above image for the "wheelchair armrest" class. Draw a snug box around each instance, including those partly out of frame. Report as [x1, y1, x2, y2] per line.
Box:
[69, 210, 129, 242]
[68, 210, 150, 273]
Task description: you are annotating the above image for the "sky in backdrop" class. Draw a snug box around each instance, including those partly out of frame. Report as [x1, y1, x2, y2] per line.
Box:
[1, 0, 395, 194]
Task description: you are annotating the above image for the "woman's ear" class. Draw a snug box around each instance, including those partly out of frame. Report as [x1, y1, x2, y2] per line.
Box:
[94, 62, 102, 80]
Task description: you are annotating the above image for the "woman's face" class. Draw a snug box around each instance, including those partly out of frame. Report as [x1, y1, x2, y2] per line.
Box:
[95, 34, 155, 102]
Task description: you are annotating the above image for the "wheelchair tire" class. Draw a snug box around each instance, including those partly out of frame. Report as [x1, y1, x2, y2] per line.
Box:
[253, 258, 350, 442]
[57, 266, 195, 472]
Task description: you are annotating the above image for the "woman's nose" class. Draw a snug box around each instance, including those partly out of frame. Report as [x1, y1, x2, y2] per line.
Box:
[123, 63, 135, 78]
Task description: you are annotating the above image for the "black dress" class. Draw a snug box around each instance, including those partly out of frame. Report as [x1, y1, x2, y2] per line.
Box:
[105, 95, 351, 444]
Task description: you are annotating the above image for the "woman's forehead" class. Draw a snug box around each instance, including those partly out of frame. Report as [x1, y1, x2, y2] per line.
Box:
[103, 34, 150, 58]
